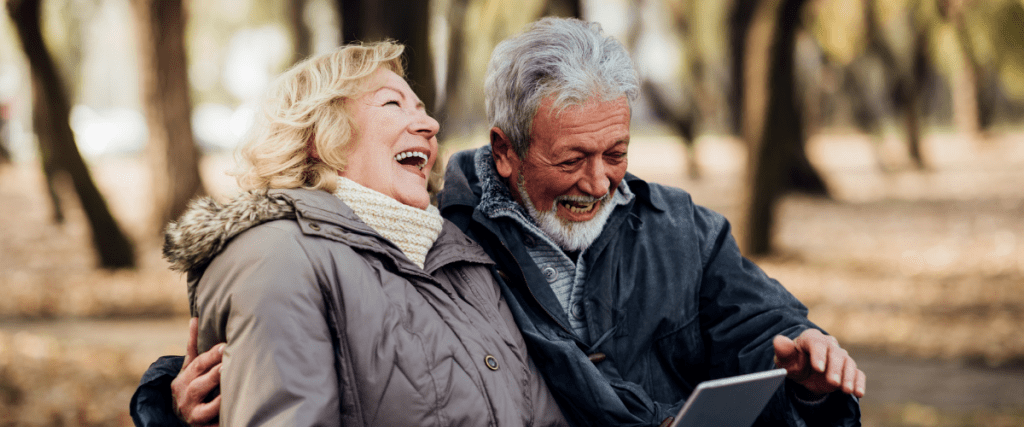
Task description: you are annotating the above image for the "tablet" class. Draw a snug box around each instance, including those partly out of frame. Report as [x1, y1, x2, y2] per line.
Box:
[668, 368, 788, 427]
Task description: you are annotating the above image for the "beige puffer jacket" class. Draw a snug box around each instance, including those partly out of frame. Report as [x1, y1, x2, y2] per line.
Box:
[164, 188, 568, 426]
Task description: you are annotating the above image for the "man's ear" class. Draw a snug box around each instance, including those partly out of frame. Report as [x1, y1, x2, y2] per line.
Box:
[490, 127, 518, 179]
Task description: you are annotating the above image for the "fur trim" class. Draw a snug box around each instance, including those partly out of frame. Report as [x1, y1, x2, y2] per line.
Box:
[163, 191, 295, 274]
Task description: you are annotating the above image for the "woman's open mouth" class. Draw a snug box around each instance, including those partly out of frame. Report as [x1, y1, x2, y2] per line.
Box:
[395, 151, 429, 170]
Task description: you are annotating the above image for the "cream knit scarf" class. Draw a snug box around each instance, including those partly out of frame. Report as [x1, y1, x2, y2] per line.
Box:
[333, 176, 443, 269]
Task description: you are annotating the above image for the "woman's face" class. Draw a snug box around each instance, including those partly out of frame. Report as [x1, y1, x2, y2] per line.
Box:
[340, 68, 439, 210]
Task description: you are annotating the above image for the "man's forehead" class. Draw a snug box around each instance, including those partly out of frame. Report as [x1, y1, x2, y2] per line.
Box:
[529, 96, 631, 149]
[535, 94, 630, 120]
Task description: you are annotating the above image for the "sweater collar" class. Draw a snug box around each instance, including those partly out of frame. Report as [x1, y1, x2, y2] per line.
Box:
[333, 177, 444, 269]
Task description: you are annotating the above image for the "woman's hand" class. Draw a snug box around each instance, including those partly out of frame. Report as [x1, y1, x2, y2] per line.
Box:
[171, 318, 224, 427]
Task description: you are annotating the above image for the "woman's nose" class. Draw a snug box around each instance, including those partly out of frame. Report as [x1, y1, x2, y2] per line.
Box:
[411, 110, 440, 139]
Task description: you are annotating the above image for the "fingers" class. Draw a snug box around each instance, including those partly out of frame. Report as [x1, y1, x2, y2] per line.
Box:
[854, 368, 867, 398]
[172, 343, 224, 424]
[787, 329, 866, 398]
[827, 346, 866, 398]
[174, 360, 223, 426]
[191, 394, 221, 427]
[823, 341, 848, 390]
[184, 317, 199, 368]
[183, 364, 222, 425]
[772, 335, 806, 378]
[186, 343, 225, 380]
[799, 330, 831, 374]
[186, 362, 222, 406]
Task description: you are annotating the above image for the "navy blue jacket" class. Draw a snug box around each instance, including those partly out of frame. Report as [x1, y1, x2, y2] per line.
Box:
[436, 147, 860, 427]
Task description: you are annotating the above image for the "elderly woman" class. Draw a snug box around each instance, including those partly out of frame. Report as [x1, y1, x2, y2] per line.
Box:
[136, 42, 567, 426]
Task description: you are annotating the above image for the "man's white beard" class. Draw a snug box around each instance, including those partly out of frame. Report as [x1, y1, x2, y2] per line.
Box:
[516, 174, 615, 252]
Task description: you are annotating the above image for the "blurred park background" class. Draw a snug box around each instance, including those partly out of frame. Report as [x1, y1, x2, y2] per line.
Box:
[0, 0, 1022, 425]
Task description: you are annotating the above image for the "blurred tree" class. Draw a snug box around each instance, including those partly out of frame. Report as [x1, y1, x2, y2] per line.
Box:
[130, 0, 206, 233]
[836, 0, 928, 169]
[633, 0, 704, 179]
[987, 1, 1024, 104]
[7, 0, 136, 268]
[433, 0, 469, 141]
[729, 0, 758, 135]
[740, 0, 829, 255]
[288, 0, 313, 63]
[542, 0, 580, 17]
[40, 0, 86, 102]
[879, 0, 929, 168]
[338, 0, 435, 114]
[941, 0, 1005, 139]
[0, 104, 10, 164]
[436, 0, 565, 141]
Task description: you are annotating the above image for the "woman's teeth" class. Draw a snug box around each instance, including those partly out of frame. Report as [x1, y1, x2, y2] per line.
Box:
[395, 151, 428, 170]
[561, 200, 597, 214]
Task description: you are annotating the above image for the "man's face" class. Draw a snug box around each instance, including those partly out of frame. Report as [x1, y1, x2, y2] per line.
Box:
[492, 95, 630, 250]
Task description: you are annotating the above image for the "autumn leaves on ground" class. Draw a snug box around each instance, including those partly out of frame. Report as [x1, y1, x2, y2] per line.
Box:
[0, 130, 1022, 426]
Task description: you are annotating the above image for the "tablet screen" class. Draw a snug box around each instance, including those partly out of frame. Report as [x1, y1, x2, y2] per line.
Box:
[669, 368, 788, 427]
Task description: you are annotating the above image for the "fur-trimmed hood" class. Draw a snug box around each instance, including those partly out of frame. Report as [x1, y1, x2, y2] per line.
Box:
[163, 191, 296, 275]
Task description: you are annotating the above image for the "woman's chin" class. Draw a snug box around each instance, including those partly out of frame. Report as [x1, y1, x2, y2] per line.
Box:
[396, 191, 431, 210]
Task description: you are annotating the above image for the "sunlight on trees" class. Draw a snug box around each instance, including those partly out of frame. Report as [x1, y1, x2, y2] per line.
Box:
[807, 0, 867, 66]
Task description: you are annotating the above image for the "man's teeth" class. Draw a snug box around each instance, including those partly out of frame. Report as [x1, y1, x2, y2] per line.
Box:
[562, 201, 597, 214]
[395, 151, 428, 170]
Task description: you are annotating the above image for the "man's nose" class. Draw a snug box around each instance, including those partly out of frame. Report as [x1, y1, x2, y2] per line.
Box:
[411, 110, 440, 139]
[578, 160, 610, 198]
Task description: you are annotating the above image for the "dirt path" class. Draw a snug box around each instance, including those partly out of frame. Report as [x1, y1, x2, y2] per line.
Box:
[2, 317, 1023, 416]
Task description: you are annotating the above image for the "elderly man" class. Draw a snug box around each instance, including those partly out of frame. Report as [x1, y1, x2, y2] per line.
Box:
[136, 17, 863, 427]
[436, 17, 862, 426]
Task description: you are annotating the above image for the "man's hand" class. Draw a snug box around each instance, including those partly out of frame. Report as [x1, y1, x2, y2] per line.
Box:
[773, 329, 866, 399]
[171, 318, 224, 427]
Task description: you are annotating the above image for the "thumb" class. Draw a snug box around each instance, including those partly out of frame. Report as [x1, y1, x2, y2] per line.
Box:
[183, 317, 199, 370]
[773, 335, 803, 371]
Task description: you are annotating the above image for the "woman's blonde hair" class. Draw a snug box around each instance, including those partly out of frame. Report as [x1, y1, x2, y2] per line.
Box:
[234, 41, 405, 192]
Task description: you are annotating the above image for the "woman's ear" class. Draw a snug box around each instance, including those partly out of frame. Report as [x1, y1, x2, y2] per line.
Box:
[490, 127, 518, 179]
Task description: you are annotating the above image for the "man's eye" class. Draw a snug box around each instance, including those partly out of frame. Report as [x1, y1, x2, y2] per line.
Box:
[383, 100, 400, 106]
[561, 158, 583, 166]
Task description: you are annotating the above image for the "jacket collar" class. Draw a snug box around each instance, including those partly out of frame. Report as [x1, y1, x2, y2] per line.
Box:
[165, 188, 491, 279]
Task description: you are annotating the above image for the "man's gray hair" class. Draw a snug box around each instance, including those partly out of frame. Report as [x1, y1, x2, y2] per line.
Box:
[485, 17, 640, 158]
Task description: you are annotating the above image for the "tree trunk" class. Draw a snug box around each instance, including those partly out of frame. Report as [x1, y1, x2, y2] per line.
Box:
[7, 0, 136, 269]
[130, 0, 206, 233]
[642, 79, 700, 179]
[741, 0, 827, 255]
[542, 0, 580, 18]
[862, 0, 927, 170]
[0, 105, 11, 164]
[945, 0, 988, 141]
[288, 0, 313, 64]
[338, 0, 435, 114]
[339, 0, 364, 46]
[729, 0, 758, 136]
[434, 0, 470, 141]
[906, 29, 928, 168]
